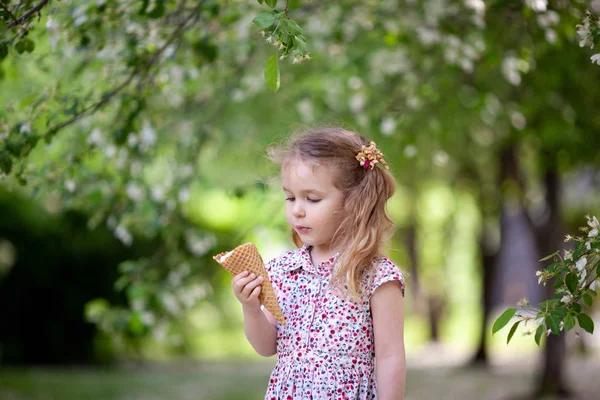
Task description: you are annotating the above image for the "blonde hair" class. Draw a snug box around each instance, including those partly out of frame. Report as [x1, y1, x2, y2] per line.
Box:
[268, 127, 396, 300]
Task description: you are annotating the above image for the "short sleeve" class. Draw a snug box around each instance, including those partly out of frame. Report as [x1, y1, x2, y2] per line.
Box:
[366, 257, 406, 299]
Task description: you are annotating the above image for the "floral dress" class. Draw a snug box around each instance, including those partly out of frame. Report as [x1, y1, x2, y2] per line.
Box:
[264, 244, 405, 400]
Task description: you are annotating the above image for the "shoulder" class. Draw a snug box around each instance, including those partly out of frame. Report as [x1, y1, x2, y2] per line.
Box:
[265, 247, 303, 271]
[363, 255, 406, 299]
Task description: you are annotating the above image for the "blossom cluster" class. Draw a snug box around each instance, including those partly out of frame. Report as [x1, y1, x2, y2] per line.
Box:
[576, 10, 600, 65]
[494, 215, 599, 345]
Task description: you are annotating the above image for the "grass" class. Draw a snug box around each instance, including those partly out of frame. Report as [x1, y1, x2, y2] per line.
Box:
[1, 348, 600, 400]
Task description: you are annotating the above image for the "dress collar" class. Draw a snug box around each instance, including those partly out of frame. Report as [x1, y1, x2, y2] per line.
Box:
[283, 243, 340, 277]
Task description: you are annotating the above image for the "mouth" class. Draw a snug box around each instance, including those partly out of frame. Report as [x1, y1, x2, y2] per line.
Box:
[295, 225, 310, 233]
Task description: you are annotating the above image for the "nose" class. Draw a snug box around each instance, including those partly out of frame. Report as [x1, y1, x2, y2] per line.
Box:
[292, 201, 305, 218]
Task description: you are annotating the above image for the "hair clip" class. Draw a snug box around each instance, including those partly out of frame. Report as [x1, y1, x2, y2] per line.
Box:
[355, 141, 389, 170]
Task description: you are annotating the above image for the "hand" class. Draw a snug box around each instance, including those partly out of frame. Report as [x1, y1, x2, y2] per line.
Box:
[232, 271, 264, 312]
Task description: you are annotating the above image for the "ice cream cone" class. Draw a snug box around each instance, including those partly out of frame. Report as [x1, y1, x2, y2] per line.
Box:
[213, 242, 286, 326]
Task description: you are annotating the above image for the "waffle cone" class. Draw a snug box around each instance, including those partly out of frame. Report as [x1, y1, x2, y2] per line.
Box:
[213, 242, 286, 326]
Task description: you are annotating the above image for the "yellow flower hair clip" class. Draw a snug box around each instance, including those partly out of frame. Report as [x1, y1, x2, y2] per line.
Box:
[355, 141, 389, 170]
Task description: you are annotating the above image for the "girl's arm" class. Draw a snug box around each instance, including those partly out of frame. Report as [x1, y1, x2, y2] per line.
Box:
[371, 281, 406, 400]
[233, 271, 277, 357]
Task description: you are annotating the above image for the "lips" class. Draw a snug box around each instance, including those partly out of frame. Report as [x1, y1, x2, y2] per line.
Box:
[295, 225, 310, 233]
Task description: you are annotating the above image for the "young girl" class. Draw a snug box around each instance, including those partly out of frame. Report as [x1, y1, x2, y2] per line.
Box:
[232, 128, 406, 400]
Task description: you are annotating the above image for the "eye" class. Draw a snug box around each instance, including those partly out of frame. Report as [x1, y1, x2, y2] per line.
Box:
[307, 198, 321, 203]
[285, 197, 295, 202]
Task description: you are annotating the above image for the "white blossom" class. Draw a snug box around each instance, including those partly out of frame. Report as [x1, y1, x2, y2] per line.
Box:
[104, 144, 117, 159]
[590, 279, 600, 291]
[380, 117, 397, 136]
[545, 29, 557, 44]
[178, 188, 190, 203]
[115, 225, 133, 246]
[579, 267, 587, 285]
[151, 186, 166, 203]
[591, 54, 600, 66]
[349, 93, 366, 113]
[140, 121, 157, 151]
[526, 0, 547, 13]
[126, 182, 145, 202]
[560, 293, 573, 304]
[510, 111, 526, 130]
[535, 317, 544, 326]
[127, 134, 139, 147]
[404, 145, 417, 158]
[502, 56, 521, 86]
[65, 180, 76, 193]
[348, 76, 363, 90]
[564, 250, 573, 261]
[576, 257, 587, 271]
[88, 128, 103, 146]
[576, 12, 595, 49]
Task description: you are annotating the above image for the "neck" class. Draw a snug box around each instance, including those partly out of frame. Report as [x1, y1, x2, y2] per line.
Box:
[308, 244, 340, 266]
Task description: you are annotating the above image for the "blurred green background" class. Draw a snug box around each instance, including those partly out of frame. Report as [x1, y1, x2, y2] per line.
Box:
[1, 0, 600, 399]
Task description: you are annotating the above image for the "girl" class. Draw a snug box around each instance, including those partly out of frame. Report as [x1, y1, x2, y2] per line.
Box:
[232, 128, 406, 400]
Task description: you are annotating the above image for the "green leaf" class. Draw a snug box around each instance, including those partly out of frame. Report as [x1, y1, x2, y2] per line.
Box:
[257, 0, 264, 4]
[146, 0, 165, 18]
[492, 308, 516, 335]
[577, 313, 594, 334]
[547, 315, 560, 335]
[583, 293, 593, 307]
[565, 272, 578, 294]
[564, 314, 575, 331]
[553, 305, 567, 318]
[85, 298, 110, 323]
[264, 52, 280, 92]
[265, 0, 278, 8]
[0, 150, 13, 175]
[24, 39, 35, 53]
[14, 40, 26, 54]
[539, 299, 557, 311]
[128, 312, 146, 335]
[539, 250, 560, 262]
[0, 43, 8, 61]
[253, 12, 276, 29]
[596, 263, 600, 278]
[545, 262, 560, 273]
[507, 320, 521, 344]
[287, 19, 304, 35]
[535, 324, 545, 347]
[0, 19, 7, 36]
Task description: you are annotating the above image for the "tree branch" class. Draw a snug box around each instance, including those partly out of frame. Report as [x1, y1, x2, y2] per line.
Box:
[41, 1, 205, 141]
[6, 0, 50, 28]
[0, 1, 19, 25]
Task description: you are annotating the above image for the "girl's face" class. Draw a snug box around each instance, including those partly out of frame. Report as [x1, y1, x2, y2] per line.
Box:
[282, 160, 345, 254]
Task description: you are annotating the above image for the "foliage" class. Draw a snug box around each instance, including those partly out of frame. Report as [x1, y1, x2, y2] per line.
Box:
[1, 0, 600, 351]
[493, 215, 599, 345]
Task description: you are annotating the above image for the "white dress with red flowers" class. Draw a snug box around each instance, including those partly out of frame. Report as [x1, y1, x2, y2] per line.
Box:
[263, 244, 405, 400]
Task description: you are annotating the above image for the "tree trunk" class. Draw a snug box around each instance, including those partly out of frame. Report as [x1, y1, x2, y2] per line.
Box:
[470, 227, 498, 365]
[533, 168, 570, 397]
[405, 216, 420, 304]
[500, 145, 570, 396]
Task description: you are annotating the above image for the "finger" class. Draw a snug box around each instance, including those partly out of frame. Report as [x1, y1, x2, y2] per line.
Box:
[233, 272, 254, 292]
[241, 276, 263, 297]
[232, 271, 249, 285]
[248, 285, 261, 300]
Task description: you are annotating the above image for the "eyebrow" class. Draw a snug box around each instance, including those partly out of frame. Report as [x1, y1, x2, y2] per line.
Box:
[282, 187, 323, 195]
